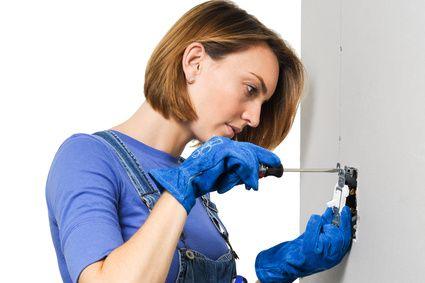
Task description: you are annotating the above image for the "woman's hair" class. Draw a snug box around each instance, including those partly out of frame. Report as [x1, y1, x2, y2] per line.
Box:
[144, 0, 305, 150]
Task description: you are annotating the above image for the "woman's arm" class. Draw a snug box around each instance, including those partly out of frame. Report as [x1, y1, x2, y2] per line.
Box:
[79, 191, 187, 283]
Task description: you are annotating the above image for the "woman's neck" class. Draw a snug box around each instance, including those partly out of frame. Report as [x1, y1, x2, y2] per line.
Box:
[110, 101, 194, 158]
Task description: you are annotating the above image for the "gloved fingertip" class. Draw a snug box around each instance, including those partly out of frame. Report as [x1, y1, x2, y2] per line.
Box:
[342, 205, 351, 216]
[304, 214, 323, 241]
[308, 213, 322, 222]
[246, 185, 258, 191]
[247, 175, 259, 191]
[304, 231, 322, 254]
[245, 143, 281, 167]
[217, 186, 230, 194]
[341, 207, 352, 230]
[273, 154, 282, 167]
[267, 154, 282, 167]
[322, 207, 334, 223]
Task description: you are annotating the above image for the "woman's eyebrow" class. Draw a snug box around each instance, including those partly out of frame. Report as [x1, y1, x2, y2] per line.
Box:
[248, 72, 268, 95]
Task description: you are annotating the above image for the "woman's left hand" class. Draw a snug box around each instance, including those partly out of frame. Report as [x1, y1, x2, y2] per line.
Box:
[255, 206, 353, 283]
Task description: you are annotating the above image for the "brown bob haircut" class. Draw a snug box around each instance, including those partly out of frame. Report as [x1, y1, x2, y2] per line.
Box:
[144, 0, 305, 150]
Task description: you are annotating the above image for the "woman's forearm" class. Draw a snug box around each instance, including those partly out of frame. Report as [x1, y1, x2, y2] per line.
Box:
[93, 191, 187, 283]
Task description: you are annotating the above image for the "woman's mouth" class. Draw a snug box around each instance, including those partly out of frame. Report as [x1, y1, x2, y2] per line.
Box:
[225, 123, 235, 138]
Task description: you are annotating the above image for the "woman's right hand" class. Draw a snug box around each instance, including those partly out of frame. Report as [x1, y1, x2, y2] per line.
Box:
[148, 136, 281, 214]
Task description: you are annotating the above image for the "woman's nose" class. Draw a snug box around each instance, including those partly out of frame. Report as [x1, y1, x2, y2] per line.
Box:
[241, 102, 262, 128]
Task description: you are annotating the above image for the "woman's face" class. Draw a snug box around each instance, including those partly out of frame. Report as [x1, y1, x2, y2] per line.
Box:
[183, 42, 279, 142]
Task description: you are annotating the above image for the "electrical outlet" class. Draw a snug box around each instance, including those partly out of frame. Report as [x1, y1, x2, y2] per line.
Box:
[344, 166, 358, 241]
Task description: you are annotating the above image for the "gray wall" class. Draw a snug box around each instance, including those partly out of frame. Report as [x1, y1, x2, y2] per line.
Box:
[300, 0, 425, 282]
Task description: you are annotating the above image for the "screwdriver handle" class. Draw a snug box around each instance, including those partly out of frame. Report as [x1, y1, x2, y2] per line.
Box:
[259, 164, 283, 178]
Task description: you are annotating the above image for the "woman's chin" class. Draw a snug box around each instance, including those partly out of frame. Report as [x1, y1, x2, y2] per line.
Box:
[195, 128, 233, 143]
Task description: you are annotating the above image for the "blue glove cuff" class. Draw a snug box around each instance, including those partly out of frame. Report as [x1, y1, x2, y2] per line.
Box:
[255, 251, 272, 283]
[148, 168, 196, 214]
[255, 248, 298, 283]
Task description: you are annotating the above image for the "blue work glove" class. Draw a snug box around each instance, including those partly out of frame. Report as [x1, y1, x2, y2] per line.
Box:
[255, 206, 352, 283]
[148, 136, 281, 214]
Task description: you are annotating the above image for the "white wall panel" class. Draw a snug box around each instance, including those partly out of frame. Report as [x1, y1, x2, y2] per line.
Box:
[301, 1, 425, 282]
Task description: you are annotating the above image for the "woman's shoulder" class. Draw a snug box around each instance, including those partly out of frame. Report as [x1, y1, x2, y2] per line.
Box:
[48, 131, 123, 186]
[54, 131, 122, 163]
[58, 132, 110, 152]
[46, 132, 123, 210]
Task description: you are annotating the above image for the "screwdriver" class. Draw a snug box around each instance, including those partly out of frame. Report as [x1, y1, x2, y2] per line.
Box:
[259, 164, 340, 178]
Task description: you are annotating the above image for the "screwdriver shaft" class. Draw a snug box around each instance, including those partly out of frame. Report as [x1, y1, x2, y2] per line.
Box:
[284, 168, 340, 173]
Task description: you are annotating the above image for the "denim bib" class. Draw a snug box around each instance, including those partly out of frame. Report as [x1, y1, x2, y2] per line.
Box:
[93, 130, 238, 282]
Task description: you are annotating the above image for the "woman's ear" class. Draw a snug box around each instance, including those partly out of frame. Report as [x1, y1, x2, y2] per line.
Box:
[182, 42, 204, 83]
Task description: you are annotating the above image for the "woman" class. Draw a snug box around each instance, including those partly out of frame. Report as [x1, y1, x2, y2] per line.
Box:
[45, 1, 352, 282]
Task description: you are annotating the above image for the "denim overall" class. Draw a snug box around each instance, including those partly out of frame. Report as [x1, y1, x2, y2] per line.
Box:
[93, 130, 239, 282]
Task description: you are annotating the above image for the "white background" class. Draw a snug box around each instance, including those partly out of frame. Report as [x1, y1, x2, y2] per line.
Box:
[0, 1, 300, 282]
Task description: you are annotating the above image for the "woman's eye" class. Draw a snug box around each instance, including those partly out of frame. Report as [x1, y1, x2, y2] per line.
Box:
[246, 85, 258, 96]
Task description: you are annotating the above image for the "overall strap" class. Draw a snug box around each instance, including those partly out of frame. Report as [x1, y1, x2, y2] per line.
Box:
[95, 130, 238, 259]
[179, 156, 240, 260]
[93, 130, 190, 249]
[201, 195, 239, 259]
[92, 130, 160, 210]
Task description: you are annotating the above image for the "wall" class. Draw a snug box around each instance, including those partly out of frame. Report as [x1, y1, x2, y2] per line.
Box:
[300, 0, 425, 282]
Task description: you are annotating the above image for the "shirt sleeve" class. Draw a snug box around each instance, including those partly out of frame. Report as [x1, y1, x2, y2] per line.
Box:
[46, 133, 125, 283]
